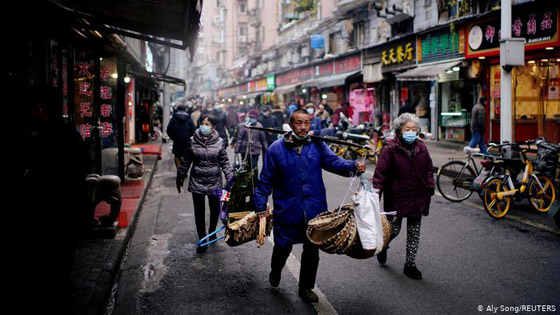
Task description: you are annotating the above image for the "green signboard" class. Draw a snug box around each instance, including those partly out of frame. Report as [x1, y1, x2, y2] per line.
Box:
[267, 74, 275, 90]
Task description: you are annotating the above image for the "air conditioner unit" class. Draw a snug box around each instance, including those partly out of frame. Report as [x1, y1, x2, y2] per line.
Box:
[239, 35, 247, 43]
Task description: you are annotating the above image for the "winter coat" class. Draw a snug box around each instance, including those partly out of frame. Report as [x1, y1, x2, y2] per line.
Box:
[271, 109, 285, 127]
[167, 110, 196, 156]
[177, 129, 233, 195]
[471, 103, 486, 132]
[258, 114, 281, 145]
[310, 116, 322, 135]
[254, 133, 357, 248]
[232, 122, 268, 156]
[372, 137, 435, 218]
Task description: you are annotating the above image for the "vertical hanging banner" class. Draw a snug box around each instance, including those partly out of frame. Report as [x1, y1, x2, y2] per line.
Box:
[100, 58, 118, 148]
[75, 56, 95, 143]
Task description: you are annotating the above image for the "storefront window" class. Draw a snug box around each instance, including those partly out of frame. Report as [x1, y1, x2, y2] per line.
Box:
[439, 79, 475, 142]
[490, 59, 560, 142]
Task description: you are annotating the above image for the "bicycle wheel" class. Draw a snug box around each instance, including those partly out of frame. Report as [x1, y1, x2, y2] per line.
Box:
[436, 161, 476, 202]
[483, 178, 512, 219]
[528, 176, 556, 212]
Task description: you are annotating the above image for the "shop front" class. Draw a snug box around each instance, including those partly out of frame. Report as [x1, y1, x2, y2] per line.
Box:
[396, 25, 472, 141]
[364, 36, 418, 130]
[466, 3, 560, 143]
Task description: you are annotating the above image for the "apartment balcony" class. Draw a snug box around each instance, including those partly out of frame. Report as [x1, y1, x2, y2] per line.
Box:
[333, 0, 370, 17]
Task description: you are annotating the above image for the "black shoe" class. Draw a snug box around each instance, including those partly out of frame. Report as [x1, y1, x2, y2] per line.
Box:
[269, 271, 281, 288]
[196, 244, 207, 254]
[298, 289, 319, 303]
[376, 246, 388, 265]
[403, 263, 422, 280]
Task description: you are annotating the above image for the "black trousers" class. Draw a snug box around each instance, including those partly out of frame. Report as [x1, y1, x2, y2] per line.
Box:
[192, 192, 221, 240]
[271, 239, 320, 291]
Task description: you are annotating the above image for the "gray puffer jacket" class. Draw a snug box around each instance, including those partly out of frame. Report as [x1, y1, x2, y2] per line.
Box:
[177, 129, 233, 195]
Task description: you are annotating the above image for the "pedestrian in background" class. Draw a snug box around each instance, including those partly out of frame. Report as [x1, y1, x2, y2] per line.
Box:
[254, 109, 366, 303]
[226, 103, 239, 137]
[315, 103, 331, 128]
[177, 115, 233, 254]
[231, 109, 268, 174]
[167, 104, 196, 169]
[468, 96, 488, 154]
[304, 103, 322, 136]
[372, 113, 434, 280]
[212, 102, 229, 149]
[258, 106, 281, 146]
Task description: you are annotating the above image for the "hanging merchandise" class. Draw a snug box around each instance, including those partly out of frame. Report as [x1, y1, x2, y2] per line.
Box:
[306, 172, 392, 259]
[200, 126, 273, 248]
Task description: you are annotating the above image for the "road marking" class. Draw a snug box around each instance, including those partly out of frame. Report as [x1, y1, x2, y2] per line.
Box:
[434, 191, 560, 235]
[267, 236, 339, 315]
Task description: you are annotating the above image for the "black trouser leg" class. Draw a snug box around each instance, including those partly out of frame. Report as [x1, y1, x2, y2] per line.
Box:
[387, 216, 422, 264]
[299, 239, 320, 291]
[192, 192, 207, 240]
[208, 194, 220, 236]
[271, 244, 292, 278]
[405, 216, 422, 264]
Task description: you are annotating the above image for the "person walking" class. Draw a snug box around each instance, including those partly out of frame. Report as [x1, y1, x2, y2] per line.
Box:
[254, 109, 366, 303]
[167, 104, 196, 169]
[231, 109, 268, 174]
[226, 104, 239, 136]
[315, 103, 331, 128]
[258, 106, 281, 146]
[212, 102, 229, 149]
[177, 115, 233, 254]
[304, 103, 322, 136]
[469, 96, 488, 154]
[371, 113, 435, 280]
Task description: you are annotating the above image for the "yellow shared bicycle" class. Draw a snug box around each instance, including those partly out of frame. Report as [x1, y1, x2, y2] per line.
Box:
[482, 141, 556, 219]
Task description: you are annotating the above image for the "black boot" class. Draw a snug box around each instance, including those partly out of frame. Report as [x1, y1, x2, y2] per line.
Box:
[376, 246, 389, 265]
[403, 262, 422, 280]
[298, 289, 319, 303]
[269, 270, 281, 288]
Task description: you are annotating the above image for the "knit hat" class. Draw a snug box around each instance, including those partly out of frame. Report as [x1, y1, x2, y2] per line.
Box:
[248, 109, 259, 118]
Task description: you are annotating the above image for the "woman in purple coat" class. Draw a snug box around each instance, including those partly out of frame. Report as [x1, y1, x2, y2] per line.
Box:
[372, 113, 435, 280]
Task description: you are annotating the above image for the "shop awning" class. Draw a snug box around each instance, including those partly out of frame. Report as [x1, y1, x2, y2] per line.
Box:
[50, 0, 203, 59]
[363, 63, 384, 83]
[273, 83, 299, 94]
[396, 61, 462, 81]
[130, 69, 185, 86]
[301, 77, 322, 88]
[314, 70, 361, 89]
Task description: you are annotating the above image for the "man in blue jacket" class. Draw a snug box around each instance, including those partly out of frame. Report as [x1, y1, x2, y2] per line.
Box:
[254, 109, 366, 303]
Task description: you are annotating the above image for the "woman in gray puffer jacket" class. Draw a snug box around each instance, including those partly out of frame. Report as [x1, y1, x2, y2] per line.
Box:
[177, 115, 233, 253]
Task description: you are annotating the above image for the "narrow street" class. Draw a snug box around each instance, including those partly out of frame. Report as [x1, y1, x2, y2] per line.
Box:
[111, 143, 560, 314]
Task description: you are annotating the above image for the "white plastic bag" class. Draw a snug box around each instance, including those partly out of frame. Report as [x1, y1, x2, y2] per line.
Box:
[352, 176, 384, 254]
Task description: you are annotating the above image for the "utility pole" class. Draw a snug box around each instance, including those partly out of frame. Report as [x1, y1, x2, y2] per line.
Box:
[500, 0, 513, 144]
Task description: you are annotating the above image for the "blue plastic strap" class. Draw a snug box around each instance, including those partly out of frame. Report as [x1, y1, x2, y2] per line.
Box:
[197, 225, 226, 247]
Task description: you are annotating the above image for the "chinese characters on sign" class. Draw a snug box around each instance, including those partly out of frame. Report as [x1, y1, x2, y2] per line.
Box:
[419, 28, 465, 63]
[467, 6, 558, 56]
[99, 58, 117, 141]
[382, 42, 413, 66]
[75, 60, 95, 140]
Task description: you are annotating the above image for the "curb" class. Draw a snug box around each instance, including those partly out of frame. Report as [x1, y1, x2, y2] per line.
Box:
[101, 145, 161, 314]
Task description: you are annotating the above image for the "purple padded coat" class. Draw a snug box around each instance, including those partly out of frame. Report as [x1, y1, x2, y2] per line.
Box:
[372, 137, 435, 217]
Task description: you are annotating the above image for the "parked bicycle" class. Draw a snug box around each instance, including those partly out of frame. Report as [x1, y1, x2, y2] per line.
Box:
[436, 145, 505, 202]
[482, 140, 557, 219]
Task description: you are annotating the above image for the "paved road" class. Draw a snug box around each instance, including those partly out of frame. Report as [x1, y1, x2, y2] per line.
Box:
[111, 143, 560, 315]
